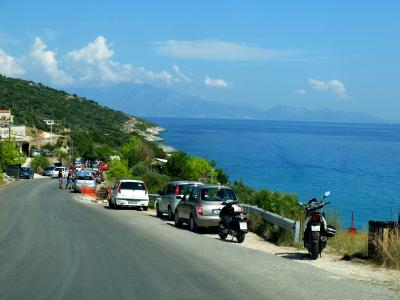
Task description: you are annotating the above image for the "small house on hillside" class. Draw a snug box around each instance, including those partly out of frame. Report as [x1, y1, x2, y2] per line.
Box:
[0, 109, 14, 126]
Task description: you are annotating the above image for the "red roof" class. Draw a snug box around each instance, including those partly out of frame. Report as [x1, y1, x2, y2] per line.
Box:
[0, 109, 11, 113]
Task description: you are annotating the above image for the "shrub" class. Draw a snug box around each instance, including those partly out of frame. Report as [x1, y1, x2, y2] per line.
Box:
[107, 160, 131, 180]
[131, 161, 150, 177]
[30, 156, 50, 174]
[139, 171, 170, 194]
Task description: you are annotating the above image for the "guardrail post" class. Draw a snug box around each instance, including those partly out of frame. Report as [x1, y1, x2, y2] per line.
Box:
[294, 221, 301, 243]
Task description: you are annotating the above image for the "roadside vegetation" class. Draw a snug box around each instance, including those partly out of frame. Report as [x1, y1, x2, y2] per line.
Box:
[0, 139, 26, 173]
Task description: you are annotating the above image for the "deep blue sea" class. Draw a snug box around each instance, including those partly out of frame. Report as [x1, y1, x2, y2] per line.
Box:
[149, 117, 400, 228]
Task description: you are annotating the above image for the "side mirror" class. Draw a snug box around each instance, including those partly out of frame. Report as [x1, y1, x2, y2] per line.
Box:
[157, 190, 162, 196]
[322, 191, 331, 199]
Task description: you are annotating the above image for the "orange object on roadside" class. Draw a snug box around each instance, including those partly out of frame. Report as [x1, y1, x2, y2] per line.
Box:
[81, 184, 97, 199]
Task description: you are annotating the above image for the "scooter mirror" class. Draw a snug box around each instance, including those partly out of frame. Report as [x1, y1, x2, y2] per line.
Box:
[323, 191, 331, 198]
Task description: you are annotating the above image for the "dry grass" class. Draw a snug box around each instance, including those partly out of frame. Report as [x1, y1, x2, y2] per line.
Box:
[372, 229, 400, 269]
[328, 231, 369, 257]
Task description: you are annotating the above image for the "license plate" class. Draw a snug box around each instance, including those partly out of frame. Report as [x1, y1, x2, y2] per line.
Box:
[239, 222, 248, 230]
[128, 200, 138, 204]
[212, 209, 221, 215]
[311, 225, 320, 232]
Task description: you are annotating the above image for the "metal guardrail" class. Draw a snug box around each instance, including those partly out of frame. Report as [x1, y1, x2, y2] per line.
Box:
[241, 204, 301, 243]
[149, 194, 161, 201]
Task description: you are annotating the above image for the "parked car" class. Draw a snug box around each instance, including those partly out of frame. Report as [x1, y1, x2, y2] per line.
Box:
[43, 166, 55, 176]
[108, 180, 149, 210]
[73, 171, 97, 192]
[99, 162, 109, 171]
[20, 167, 34, 179]
[51, 167, 67, 178]
[155, 181, 204, 220]
[174, 184, 241, 232]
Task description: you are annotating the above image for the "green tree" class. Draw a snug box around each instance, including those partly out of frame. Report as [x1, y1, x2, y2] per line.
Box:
[119, 137, 154, 167]
[107, 160, 131, 180]
[30, 156, 50, 174]
[183, 157, 212, 182]
[96, 145, 113, 161]
[0, 140, 26, 170]
[165, 151, 189, 179]
[52, 147, 68, 164]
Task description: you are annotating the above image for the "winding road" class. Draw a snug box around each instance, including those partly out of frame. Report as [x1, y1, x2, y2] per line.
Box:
[0, 179, 397, 299]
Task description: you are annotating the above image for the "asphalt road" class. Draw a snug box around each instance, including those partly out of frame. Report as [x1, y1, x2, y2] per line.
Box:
[0, 179, 397, 300]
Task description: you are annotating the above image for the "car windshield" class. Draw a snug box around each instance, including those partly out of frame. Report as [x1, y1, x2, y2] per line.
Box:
[120, 182, 145, 190]
[200, 188, 237, 201]
[77, 176, 93, 180]
[21, 168, 30, 171]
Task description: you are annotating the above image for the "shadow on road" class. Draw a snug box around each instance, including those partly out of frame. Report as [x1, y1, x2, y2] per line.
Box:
[276, 252, 311, 260]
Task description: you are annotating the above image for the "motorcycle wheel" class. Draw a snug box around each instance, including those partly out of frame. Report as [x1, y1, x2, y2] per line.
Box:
[236, 233, 245, 243]
[310, 243, 320, 260]
[218, 224, 228, 240]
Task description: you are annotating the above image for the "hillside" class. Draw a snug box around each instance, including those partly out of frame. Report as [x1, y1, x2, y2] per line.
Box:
[0, 75, 162, 155]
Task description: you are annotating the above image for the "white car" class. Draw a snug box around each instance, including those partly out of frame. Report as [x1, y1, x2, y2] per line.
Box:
[51, 167, 68, 178]
[109, 180, 149, 210]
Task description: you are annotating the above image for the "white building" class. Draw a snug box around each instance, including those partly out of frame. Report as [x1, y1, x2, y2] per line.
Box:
[0, 109, 14, 126]
[0, 125, 26, 139]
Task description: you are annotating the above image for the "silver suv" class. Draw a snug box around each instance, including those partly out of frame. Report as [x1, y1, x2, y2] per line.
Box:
[156, 181, 203, 220]
[174, 184, 241, 232]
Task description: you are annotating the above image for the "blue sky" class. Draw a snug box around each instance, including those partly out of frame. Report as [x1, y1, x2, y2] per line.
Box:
[0, 1, 399, 120]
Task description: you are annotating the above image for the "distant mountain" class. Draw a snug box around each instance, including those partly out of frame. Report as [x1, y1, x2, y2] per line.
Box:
[72, 83, 386, 124]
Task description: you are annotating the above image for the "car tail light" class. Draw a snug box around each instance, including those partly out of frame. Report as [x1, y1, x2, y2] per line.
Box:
[144, 183, 148, 195]
[118, 185, 121, 194]
[175, 185, 181, 195]
[237, 206, 243, 212]
[311, 214, 321, 222]
[196, 205, 203, 216]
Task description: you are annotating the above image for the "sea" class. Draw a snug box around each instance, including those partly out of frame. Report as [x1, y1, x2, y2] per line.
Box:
[149, 117, 400, 229]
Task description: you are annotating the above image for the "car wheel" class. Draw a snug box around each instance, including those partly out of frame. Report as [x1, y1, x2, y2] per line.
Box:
[168, 206, 174, 221]
[143, 206, 148, 211]
[189, 215, 198, 233]
[156, 203, 162, 217]
[108, 200, 114, 209]
[174, 210, 182, 228]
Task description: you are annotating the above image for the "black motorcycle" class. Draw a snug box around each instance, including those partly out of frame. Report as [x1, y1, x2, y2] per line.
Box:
[302, 191, 336, 259]
[218, 200, 248, 243]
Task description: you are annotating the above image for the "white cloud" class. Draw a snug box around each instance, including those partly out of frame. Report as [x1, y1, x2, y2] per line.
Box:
[0, 48, 25, 77]
[155, 40, 295, 61]
[67, 36, 177, 85]
[172, 64, 191, 82]
[295, 89, 307, 95]
[309, 78, 350, 99]
[204, 76, 230, 88]
[136, 67, 173, 83]
[30, 37, 74, 86]
[67, 36, 132, 84]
